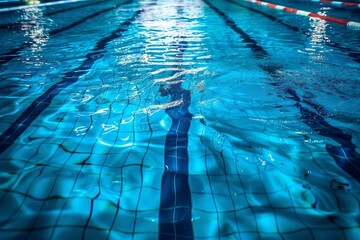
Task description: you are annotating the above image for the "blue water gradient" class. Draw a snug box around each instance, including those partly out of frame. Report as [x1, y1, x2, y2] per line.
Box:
[0, 0, 360, 239]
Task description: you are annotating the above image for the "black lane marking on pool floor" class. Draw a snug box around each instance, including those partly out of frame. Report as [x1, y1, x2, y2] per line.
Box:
[0, 0, 133, 66]
[158, 6, 194, 238]
[286, 88, 360, 183]
[225, 0, 360, 64]
[0, 7, 141, 155]
[159, 83, 194, 239]
[202, 0, 268, 59]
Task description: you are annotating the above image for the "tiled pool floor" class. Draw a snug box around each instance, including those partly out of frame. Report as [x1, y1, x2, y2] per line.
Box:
[0, 0, 360, 239]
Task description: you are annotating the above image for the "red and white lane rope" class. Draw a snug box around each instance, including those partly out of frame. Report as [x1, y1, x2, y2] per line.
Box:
[242, 0, 360, 28]
[310, 0, 360, 8]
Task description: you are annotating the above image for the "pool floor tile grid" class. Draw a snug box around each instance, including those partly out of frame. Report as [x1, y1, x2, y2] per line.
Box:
[190, 3, 357, 239]
[194, 65, 360, 238]
[0, 2, 142, 137]
[0, 7, 150, 240]
[0, 2, 196, 239]
[1, 0, 360, 239]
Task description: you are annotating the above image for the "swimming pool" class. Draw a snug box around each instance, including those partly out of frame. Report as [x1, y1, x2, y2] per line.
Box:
[0, 0, 360, 239]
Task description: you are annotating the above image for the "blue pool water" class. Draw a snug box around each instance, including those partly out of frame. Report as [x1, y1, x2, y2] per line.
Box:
[0, 0, 360, 239]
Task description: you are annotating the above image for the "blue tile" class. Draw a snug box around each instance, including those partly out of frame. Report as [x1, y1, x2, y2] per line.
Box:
[52, 227, 84, 240]
[57, 198, 91, 226]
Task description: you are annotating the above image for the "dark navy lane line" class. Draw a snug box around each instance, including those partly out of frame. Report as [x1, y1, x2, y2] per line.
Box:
[158, 9, 194, 235]
[159, 84, 193, 239]
[202, 0, 268, 59]
[285, 88, 360, 182]
[0, 0, 133, 66]
[159, 89, 194, 239]
[257, 41, 360, 182]
[225, 0, 360, 63]
[265, 59, 360, 182]
[0, 8, 141, 155]
[0, 0, 107, 30]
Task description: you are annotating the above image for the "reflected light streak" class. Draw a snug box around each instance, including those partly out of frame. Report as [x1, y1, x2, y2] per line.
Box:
[21, 0, 50, 66]
[136, 0, 205, 73]
[307, 8, 330, 61]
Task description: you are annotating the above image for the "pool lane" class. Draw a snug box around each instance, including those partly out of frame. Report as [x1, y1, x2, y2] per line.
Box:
[157, 3, 194, 238]
[0, 1, 159, 239]
[0, 0, 140, 154]
[225, 0, 360, 63]
[0, 0, 108, 30]
[203, 0, 360, 184]
[0, 0, 133, 66]
[203, 0, 268, 59]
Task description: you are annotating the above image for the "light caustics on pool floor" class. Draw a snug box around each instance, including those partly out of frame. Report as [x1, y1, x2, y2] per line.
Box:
[0, 0, 360, 239]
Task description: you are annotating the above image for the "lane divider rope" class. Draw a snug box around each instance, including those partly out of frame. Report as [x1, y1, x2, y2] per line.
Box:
[309, 0, 360, 9]
[241, 0, 360, 28]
